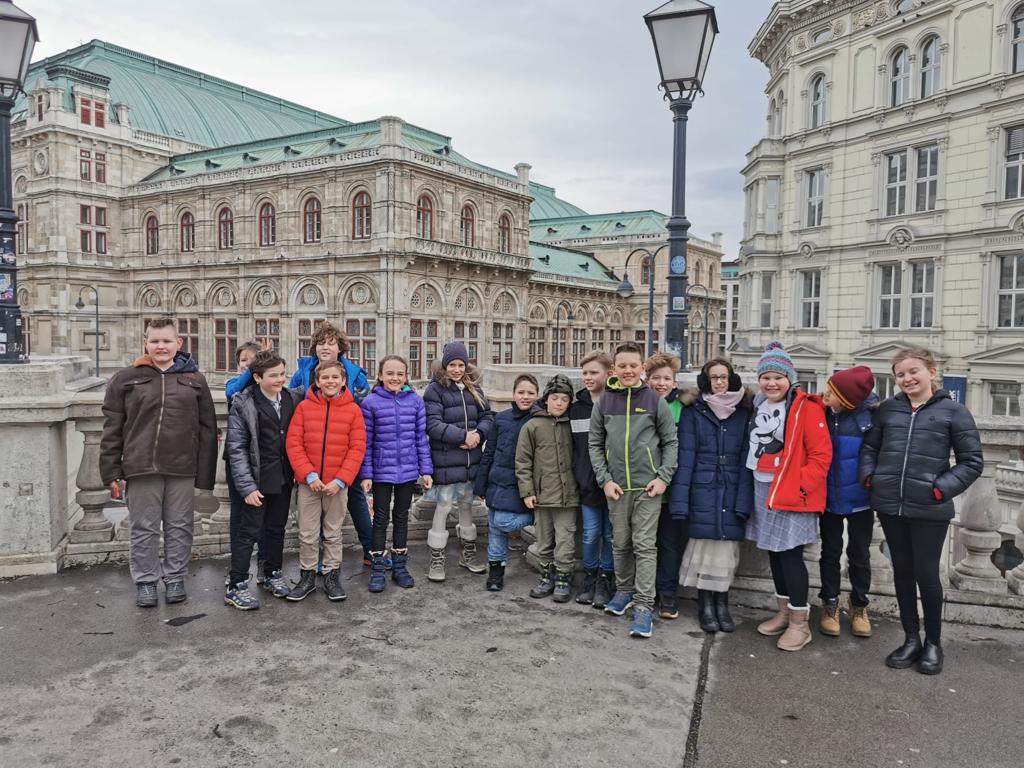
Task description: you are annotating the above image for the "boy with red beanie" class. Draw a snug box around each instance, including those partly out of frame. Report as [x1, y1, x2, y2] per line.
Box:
[819, 365, 877, 638]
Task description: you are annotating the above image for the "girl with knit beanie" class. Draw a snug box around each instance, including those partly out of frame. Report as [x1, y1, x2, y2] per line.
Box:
[745, 341, 832, 651]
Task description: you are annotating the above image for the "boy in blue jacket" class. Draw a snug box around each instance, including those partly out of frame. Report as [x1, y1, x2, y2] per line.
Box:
[819, 366, 877, 638]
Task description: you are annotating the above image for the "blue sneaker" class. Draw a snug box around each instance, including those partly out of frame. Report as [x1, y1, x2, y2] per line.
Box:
[605, 590, 635, 616]
[259, 569, 291, 599]
[629, 607, 654, 638]
[224, 581, 260, 611]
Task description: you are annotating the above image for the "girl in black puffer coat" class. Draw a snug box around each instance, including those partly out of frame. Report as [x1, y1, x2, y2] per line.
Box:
[860, 347, 983, 677]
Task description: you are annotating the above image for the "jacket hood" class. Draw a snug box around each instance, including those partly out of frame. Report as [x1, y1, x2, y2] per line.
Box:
[299, 354, 366, 385]
[531, 408, 570, 423]
[305, 384, 355, 407]
[894, 389, 951, 407]
[574, 387, 594, 405]
[606, 375, 645, 392]
[510, 401, 539, 417]
[370, 383, 415, 398]
[133, 351, 198, 374]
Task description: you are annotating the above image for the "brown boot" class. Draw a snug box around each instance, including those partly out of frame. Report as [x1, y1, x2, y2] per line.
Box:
[757, 595, 790, 637]
[777, 605, 813, 651]
[819, 599, 840, 637]
[849, 598, 872, 638]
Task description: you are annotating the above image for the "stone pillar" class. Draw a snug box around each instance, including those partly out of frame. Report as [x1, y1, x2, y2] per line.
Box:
[950, 476, 1007, 594]
[412, 485, 437, 521]
[69, 415, 114, 543]
[207, 412, 231, 535]
[870, 518, 894, 586]
[1006, 499, 1024, 595]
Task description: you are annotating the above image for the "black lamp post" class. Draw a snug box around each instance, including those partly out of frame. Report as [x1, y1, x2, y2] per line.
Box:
[552, 299, 574, 367]
[643, 0, 718, 369]
[687, 282, 710, 366]
[617, 244, 668, 358]
[75, 286, 100, 377]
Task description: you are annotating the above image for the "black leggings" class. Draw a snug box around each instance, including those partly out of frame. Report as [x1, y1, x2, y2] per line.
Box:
[768, 546, 809, 608]
[879, 514, 949, 642]
[371, 481, 416, 552]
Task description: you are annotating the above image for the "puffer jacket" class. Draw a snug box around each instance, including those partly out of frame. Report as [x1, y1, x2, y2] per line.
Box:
[669, 394, 753, 540]
[424, 375, 494, 485]
[285, 385, 366, 487]
[515, 409, 579, 508]
[859, 390, 983, 521]
[289, 355, 370, 403]
[474, 402, 537, 514]
[100, 352, 217, 489]
[825, 394, 877, 515]
[360, 384, 432, 484]
[225, 385, 303, 496]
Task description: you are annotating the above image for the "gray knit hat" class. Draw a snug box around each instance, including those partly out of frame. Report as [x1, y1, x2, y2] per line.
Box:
[542, 374, 574, 400]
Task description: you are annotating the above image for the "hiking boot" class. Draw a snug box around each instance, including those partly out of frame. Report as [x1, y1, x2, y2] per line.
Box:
[255, 560, 267, 585]
[629, 606, 654, 638]
[428, 546, 446, 582]
[458, 538, 486, 574]
[604, 590, 635, 616]
[164, 580, 187, 604]
[592, 571, 614, 610]
[697, 590, 719, 633]
[576, 568, 598, 604]
[917, 640, 943, 675]
[286, 570, 317, 602]
[885, 633, 923, 669]
[391, 550, 415, 588]
[136, 582, 158, 608]
[224, 581, 260, 611]
[820, 598, 841, 637]
[777, 606, 812, 651]
[260, 569, 291, 599]
[552, 570, 573, 603]
[714, 591, 736, 633]
[757, 596, 791, 636]
[529, 565, 556, 599]
[849, 599, 872, 638]
[368, 553, 387, 593]
[659, 594, 680, 620]
[486, 561, 506, 592]
[323, 569, 347, 602]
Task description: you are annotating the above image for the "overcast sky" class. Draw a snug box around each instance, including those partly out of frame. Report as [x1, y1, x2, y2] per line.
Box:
[29, 0, 771, 253]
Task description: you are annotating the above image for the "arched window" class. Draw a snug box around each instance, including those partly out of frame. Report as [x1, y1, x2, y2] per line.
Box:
[1014, 5, 1024, 73]
[416, 195, 433, 239]
[768, 98, 778, 136]
[776, 91, 785, 135]
[890, 47, 910, 107]
[641, 256, 652, 286]
[809, 74, 826, 128]
[145, 215, 159, 255]
[179, 212, 195, 252]
[303, 197, 321, 243]
[498, 213, 512, 254]
[217, 207, 234, 249]
[460, 204, 475, 247]
[353, 191, 372, 240]
[920, 36, 941, 98]
[259, 202, 276, 246]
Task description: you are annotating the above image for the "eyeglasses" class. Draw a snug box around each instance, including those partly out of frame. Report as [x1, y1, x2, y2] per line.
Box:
[708, 374, 730, 381]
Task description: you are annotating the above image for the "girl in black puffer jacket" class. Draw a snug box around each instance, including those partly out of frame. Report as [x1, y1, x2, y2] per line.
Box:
[860, 347, 983, 677]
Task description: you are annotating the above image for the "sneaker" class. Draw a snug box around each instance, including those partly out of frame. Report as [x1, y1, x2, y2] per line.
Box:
[658, 594, 679, 620]
[224, 581, 260, 611]
[136, 582, 158, 608]
[629, 607, 654, 638]
[605, 590, 635, 616]
[165, 580, 187, 604]
[323, 569, 347, 602]
[255, 560, 267, 586]
[260, 569, 291, 599]
[286, 570, 317, 602]
[592, 571, 614, 610]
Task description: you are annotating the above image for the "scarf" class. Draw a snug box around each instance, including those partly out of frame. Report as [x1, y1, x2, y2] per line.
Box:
[704, 389, 745, 421]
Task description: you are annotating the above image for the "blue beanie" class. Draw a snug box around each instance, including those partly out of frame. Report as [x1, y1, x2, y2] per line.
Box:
[757, 341, 796, 382]
[441, 341, 469, 368]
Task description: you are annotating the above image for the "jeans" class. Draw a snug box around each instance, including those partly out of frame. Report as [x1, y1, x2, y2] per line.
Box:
[347, 482, 374, 556]
[818, 509, 874, 606]
[768, 546, 809, 608]
[229, 484, 291, 586]
[371, 481, 415, 551]
[581, 502, 614, 572]
[608, 490, 662, 611]
[879, 514, 949, 642]
[655, 504, 689, 603]
[487, 509, 534, 562]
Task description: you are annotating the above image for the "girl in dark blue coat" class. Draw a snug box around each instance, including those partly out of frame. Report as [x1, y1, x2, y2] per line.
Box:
[669, 358, 753, 633]
[475, 374, 539, 591]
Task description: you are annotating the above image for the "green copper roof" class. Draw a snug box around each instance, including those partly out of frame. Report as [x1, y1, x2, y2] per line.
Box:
[529, 242, 618, 285]
[530, 210, 670, 241]
[528, 183, 589, 219]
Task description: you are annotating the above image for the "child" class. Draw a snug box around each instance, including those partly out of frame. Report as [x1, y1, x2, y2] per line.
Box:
[745, 342, 832, 652]
[818, 365, 878, 638]
[571, 352, 615, 608]
[360, 355, 433, 592]
[285, 360, 366, 602]
[589, 342, 679, 638]
[861, 348, 982, 675]
[224, 340, 263, 586]
[515, 374, 580, 602]
[475, 374, 540, 592]
[224, 351, 302, 609]
[423, 342, 494, 582]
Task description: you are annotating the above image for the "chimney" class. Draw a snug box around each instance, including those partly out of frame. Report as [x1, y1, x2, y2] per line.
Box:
[378, 115, 404, 146]
[515, 162, 531, 186]
[115, 102, 130, 126]
[712, 231, 723, 247]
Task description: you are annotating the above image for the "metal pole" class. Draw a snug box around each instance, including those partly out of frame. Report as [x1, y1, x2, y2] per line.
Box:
[0, 94, 26, 363]
[665, 97, 692, 369]
[92, 287, 100, 377]
[554, 307, 560, 367]
[647, 270, 655, 358]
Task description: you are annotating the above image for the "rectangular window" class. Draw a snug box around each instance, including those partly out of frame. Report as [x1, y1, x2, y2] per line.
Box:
[94, 102, 106, 129]
[178, 317, 199, 358]
[1006, 126, 1024, 200]
[452, 321, 479, 365]
[885, 151, 908, 217]
[759, 274, 774, 328]
[909, 261, 935, 328]
[35, 93, 43, 122]
[879, 263, 902, 328]
[95, 207, 106, 227]
[254, 317, 280, 351]
[345, 318, 377, 375]
[492, 322, 514, 365]
[296, 318, 325, 361]
[15, 203, 27, 254]
[572, 327, 586, 367]
[795, 371, 817, 394]
[80, 97, 91, 125]
[95, 231, 107, 255]
[800, 270, 822, 328]
[528, 326, 546, 364]
[991, 381, 1022, 417]
[915, 145, 938, 212]
[591, 327, 605, 351]
[874, 373, 897, 400]
[80, 205, 91, 225]
[610, 329, 622, 344]
[765, 178, 780, 234]
[214, 318, 238, 372]
[805, 169, 824, 227]
[95, 152, 106, 184]
[80, 230, 92, 253]
[998, 254, 1024, 327]
[79, 150, 91, 181]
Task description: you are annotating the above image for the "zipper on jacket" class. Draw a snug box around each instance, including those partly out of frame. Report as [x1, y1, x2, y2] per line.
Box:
[153, 374, 167, 471]
[767, 397, 804, 510]
[897, 408, 919, 517]
[646, 446, 656, 474]
[462, 386, 471, 469]
[320, 399, 331, 479]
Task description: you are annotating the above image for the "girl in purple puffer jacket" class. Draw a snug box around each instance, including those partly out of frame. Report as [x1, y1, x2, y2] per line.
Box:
[360, 355, 433, 593]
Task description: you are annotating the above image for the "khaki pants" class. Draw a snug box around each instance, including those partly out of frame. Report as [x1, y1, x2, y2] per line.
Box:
[609, 490, 662, 610]
[296, 484, 348, 571]
[533, 506, 578, 574]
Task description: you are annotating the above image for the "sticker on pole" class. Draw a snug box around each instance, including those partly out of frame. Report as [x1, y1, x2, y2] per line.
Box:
[672, 296, 686, 311]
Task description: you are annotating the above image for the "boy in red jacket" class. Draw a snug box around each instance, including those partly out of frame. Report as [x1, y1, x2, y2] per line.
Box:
[285, 360, 367, 602]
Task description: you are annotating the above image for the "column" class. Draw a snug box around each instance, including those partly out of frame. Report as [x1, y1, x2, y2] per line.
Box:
[1006, 485, 1024, 595]
[207, 412, 231, 535]
[950, 475, 1008, 594]
[69, 415, 114, 543]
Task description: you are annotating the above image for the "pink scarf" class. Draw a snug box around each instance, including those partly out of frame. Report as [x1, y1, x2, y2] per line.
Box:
[704, 389, 745, 421]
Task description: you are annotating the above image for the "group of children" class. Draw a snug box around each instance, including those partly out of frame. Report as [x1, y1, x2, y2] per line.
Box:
[101, 316, 983, 675]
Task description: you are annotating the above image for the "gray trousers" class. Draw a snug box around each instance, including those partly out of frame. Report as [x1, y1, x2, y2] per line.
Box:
[126, 474, 196, 584]
[609, 490, 662, 611]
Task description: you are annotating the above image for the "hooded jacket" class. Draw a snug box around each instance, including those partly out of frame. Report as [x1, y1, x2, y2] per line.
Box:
[474, 402, 537, 514]
[225, 385, 303, 496]
[285, 385, 366, 487]
[100, 351, 218, 489]
[515, 408, 579, 508]
[288, 355, 370, 403]
[570, 387, 605, 507]
[423, 371, 494, 485]
[825, 393, 877, 516]
[360, 384, 433, 485]
[859, 389, 983, 521]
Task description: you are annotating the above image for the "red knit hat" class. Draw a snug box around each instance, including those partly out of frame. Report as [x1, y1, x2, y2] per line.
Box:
[827, 366, 875, 410]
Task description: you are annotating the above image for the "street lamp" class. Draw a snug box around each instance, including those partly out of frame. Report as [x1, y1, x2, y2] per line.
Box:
[75, 286, 100, 377]
[687, 282, 710, 366]
[643, 0, 718, 369]
[553, 299, 574, 367]
[617, 244, 667, 358]
[0, 0, 38, 365]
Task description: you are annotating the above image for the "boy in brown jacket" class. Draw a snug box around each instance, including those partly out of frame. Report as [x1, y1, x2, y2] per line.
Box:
[100, 317, 218, 607]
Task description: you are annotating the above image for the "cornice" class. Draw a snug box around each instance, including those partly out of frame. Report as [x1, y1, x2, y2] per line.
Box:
[751, 0, 863, 64]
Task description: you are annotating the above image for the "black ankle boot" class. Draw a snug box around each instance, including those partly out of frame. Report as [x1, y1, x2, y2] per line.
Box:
[697, 590, 719, 633]
[286, 570, 316, 602]
[714, 591, 735, 633]
[917, 639, 943, 675]
[885, 632, 923, 669]
[486, 561, 505, 592]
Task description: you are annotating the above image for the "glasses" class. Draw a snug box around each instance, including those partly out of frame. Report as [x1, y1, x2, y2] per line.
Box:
[708, 374, 730, 381]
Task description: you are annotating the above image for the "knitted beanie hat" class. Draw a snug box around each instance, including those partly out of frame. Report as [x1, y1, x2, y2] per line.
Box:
[757, 341, 796, 382]
[441, 341, 469, 368]
[827, 365, 875, 410]
[542, 373, 574, 401]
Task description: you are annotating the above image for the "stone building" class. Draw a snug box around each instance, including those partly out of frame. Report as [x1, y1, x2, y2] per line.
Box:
[735, 0, 1024, 413]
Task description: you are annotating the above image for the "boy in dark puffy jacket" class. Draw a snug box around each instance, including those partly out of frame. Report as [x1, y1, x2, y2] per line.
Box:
[818, 366, 877, 639]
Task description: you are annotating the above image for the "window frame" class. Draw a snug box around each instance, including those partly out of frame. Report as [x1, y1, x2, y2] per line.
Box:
[459, 204, 475, 247]
[914, 144, 939, 212]
[919, 36, 941, 99]
[884, 150, 909, 217]
[805, 168, 825, 227]
[890, 47, 911, 107]
[497, 213, 512, 254]
[80, 97, 92, 125]
[997, 253, 1024, 328]
[214, 318, 238, 373]
[1013, 4, 1024, 74]
[94, 152, 106, 184]
[1005, 125, 1024, 201]
[799, 269, 822, 329]
[878, 262, 902, 328]
[809, 74, 826, 129]
[94, 101, 106, 129]
[352, 191, 372, 240]
[218, 207, 234, 249]
[416, 195, 433, 240]
[258, 202, 277, 247]
[79, 149, 91, 181]
[991, 380, 1022, 417]
[909, 260, 935, 328]
[144, 215, 159, 255]
[759, 273, 774, 328]
[179, 211, 195, 252]
[303, 197, 322, 244]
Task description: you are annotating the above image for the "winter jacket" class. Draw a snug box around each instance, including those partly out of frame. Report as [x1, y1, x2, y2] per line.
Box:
[570, 388, 605, 507]
[825, 394, 877, 516]
[669, 395, 753, 540]
[423, 375, 495, 485]
[100, 352, 218, 489]
[474, 402, 537, 513]
[285, 385, 366, 487]
[289, 355, 370, 403]
[748, 387, 832, 513]
[588, 376, 679, 492]
[515, 410, 579, 508]
[360, 384, 433, 485]
[859, 390, 983, 521]
[225, 386, 303, 496]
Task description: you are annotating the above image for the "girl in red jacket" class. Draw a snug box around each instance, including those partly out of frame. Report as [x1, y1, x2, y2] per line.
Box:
[285, 360, 366, 603]
[744, 342, 832, 652]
